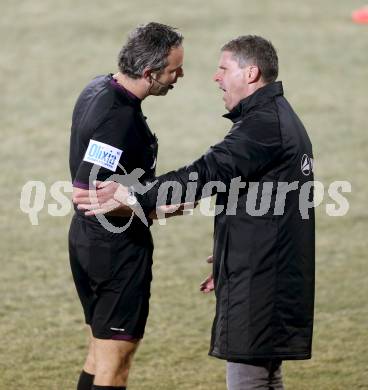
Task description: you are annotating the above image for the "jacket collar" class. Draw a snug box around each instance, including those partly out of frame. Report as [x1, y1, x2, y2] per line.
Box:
[223, 81, 284, 122]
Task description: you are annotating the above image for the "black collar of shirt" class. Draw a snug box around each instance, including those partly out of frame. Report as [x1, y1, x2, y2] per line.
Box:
[223, 81, 284, 123]
[108, 73, 142, 108]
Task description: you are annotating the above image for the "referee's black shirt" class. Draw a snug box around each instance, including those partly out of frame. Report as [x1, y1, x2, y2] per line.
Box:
[69, 74, 158, 227]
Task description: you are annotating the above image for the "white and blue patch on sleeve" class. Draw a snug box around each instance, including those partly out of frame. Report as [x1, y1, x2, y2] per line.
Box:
[83, 140, 123, 172]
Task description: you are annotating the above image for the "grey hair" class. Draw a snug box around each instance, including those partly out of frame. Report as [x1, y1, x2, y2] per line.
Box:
[118, 22, 183, 79]
[221, 35, 278, 83]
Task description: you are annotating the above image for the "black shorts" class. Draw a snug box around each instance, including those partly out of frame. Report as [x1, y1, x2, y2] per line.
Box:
[68, 214, 153, 340]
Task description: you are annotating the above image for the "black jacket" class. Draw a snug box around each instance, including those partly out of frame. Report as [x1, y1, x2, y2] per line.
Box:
[142, 81, 315, 361]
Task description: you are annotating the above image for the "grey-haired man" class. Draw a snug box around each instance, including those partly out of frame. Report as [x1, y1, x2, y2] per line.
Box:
[69, 22, 184, 390]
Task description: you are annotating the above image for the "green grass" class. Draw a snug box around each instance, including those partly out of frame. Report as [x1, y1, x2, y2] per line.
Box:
[1, 0, 367, 388]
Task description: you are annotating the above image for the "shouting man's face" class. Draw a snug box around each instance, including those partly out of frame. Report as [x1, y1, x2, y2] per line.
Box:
[214, 50, 255, 111]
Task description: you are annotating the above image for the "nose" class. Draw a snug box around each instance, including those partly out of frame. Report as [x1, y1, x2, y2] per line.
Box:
[213, 71, 221, 82]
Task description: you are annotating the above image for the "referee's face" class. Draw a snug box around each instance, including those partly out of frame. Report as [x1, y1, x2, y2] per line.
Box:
[150, 45, 184, 95]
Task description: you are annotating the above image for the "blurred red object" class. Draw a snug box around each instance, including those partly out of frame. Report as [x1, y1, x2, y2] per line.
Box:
[352, 6, 368, 23]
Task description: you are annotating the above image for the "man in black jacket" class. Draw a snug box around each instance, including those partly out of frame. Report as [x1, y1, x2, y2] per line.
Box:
[74, 35, 315, 390]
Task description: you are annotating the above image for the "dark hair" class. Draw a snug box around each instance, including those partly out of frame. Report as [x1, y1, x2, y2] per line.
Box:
[221, 35, 278, 83]
[118, 22, 183, 79]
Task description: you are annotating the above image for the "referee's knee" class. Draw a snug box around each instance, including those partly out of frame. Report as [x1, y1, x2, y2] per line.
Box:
[94, 360, 130, 385]
[94, 339, 139, 384]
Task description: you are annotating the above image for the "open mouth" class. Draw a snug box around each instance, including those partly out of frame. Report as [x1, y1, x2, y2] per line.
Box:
[220, 87, 227, 99]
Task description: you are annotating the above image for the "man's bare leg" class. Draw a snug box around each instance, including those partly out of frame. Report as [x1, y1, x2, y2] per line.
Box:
[77, 327, 96, 390]
[83, 327, 96, 374]
[93, 338, 139, 387]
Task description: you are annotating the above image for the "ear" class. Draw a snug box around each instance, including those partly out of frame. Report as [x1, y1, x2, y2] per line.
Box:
[246, 65, 261, 84]
[142, 68, 153, 81]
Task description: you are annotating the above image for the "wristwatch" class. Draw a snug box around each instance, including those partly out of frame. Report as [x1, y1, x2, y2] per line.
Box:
[126, 187, 138, 206]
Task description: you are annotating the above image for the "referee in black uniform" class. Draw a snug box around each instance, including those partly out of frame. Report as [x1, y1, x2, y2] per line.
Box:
[69, 23, 184, 390]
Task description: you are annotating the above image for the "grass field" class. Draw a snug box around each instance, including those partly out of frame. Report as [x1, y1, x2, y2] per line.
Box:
[1, 0, 368, 388]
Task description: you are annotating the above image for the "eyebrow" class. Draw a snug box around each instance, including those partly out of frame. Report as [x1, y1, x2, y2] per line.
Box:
[172, 64, 183, 71]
